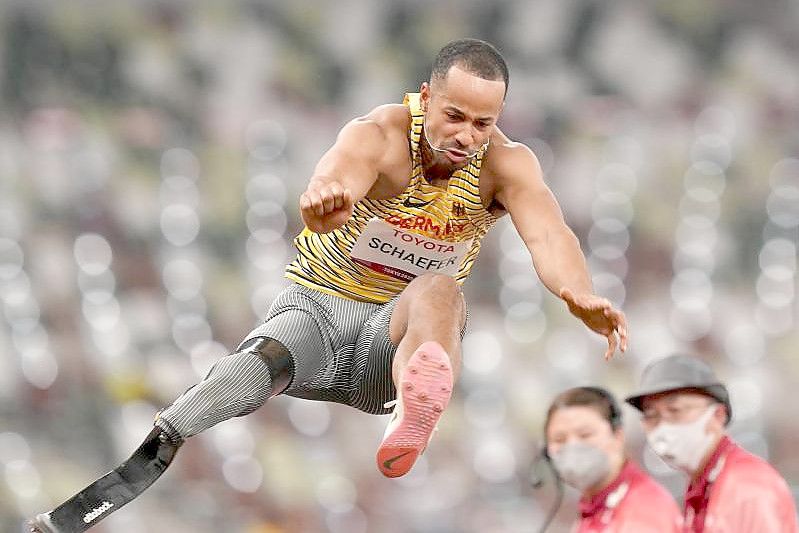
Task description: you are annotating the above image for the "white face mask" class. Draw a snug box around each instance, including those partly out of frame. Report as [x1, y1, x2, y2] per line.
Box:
[550, 442, 611, 492]
[646, 404, 719, 474]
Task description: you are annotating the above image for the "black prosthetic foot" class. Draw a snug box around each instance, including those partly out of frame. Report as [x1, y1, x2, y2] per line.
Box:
[27, 427, 182, 532]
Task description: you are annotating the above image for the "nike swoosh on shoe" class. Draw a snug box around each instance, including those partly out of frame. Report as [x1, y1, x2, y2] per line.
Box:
[376, 341, 453, 478]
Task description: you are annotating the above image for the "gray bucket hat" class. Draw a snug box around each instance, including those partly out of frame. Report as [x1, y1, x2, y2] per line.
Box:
[625, 354, 732, 424]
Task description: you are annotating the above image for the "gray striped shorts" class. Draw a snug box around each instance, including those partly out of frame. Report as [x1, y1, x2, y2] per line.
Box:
[243, 283, 400, 415]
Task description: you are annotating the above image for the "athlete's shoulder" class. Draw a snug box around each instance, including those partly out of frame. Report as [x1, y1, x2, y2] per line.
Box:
[361, 103, 411, 133]
[487, 127, 539, 161]
[483, 129, 543, 182]
[340, 104, 409, 146]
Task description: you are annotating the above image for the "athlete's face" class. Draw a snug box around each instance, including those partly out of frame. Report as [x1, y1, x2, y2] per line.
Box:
[419, 65, 505, 170]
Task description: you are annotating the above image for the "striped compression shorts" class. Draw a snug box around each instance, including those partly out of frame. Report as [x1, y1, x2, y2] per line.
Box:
[249, 283, 467, 415]
[246, 283, 399, 415]
[157, 283, 468, 440]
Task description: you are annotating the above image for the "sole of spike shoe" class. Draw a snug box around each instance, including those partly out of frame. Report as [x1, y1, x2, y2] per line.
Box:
[376, 341, 453, 478]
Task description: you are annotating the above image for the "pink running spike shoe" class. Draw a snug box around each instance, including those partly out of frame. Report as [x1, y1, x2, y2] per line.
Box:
[376, 341, 453, 478]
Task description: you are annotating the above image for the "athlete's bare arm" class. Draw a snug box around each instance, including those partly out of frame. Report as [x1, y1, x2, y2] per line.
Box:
[300, 105, 407, 234]
[491, 142, 628, 359]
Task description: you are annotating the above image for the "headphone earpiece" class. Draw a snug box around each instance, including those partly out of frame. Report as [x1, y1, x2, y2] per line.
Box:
[530, 443, 551, 489]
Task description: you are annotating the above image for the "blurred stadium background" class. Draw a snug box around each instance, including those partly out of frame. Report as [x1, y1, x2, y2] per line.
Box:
[1, 1, 798, 532]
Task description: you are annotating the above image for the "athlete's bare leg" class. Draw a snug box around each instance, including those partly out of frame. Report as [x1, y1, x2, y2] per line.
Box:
[388, 273, 466, 381]
[376, 273, 465, 477]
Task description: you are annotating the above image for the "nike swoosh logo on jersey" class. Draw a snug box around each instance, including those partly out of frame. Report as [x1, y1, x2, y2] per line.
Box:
[382, 450, 413, 470]
[402, 197, 433, 209]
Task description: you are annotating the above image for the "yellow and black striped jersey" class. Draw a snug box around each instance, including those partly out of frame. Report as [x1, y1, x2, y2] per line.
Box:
[285, 93, 498, 303]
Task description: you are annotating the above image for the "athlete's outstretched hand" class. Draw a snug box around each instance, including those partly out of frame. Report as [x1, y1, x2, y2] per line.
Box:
[300, 179, 354, 234]
[559, 288, 628, 361]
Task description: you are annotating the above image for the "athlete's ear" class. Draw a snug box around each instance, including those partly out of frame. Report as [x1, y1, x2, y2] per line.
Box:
[420, 82, 431, 112]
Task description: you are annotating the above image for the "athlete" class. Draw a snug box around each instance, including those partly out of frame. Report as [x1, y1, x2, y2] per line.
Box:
[28, 38, 627, 532]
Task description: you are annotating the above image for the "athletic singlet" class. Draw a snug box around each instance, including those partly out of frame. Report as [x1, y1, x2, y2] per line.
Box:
[284, 93, 498, 303]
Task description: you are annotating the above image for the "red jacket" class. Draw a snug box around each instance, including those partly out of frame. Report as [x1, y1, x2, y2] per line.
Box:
[575, 460, 682, 533]
[684, 436, 798, 533]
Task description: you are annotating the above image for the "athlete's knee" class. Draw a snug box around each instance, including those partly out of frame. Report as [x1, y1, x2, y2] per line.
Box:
[227, 338, 294, 416]
[234, 336, 295, 396]
[408, 274, 462, 307]
[409, 273, 459, 296]
[157, 337, 295, 438]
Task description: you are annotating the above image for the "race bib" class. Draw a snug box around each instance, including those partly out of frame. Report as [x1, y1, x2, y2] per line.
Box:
[350, 218, 472, 282]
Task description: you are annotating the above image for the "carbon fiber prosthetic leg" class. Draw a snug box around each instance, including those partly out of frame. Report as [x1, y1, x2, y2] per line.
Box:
[27, 337, 293, 532]
[27, 428, 181, 533]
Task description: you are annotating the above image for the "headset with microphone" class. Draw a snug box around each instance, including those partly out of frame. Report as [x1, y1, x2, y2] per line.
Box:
[529, 442, 563, 533]
[530, 386, 623, 533]
[421, 115, 490, 160]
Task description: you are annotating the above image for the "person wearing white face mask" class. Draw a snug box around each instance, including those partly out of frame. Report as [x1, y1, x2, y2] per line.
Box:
[626, 354, 798, 533]
[544, 386, 681, 532]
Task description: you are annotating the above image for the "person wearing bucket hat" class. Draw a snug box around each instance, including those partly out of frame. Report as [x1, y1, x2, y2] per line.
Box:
[541, 386, 681, 532]
[626, 354, 798, 533]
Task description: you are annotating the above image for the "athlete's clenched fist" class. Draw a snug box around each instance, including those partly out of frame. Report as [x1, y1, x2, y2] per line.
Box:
[300, 178, 354, 233]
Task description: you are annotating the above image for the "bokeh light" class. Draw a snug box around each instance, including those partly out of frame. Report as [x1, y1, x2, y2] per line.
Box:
[3, 5, 797, 532]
